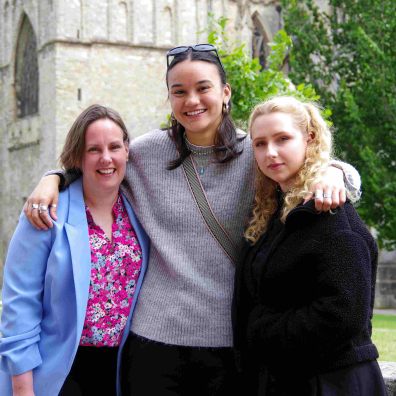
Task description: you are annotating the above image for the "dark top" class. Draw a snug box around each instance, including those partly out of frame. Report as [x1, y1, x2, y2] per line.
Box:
[232, 199, 379, 391]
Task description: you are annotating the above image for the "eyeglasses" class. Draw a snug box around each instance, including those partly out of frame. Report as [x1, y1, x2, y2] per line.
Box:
[166, 43, 225, 74]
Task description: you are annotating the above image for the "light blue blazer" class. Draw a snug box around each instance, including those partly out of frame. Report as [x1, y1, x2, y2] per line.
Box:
[0, 178, 149, 395]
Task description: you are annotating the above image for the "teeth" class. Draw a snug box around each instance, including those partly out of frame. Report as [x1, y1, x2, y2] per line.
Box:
[186, 110, 205, 116]
[98, 169, 114, 174]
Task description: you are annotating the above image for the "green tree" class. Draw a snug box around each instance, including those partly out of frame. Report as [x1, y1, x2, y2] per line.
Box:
[282, 0, 396, 248]
[207, 16, 320, 130]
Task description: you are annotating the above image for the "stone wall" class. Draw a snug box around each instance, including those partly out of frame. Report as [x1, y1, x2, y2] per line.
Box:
[0, 0, 281, 277]
[0, 1, 57, 284]
[375, 251, 396, 309]
[379, 362, 396, 396]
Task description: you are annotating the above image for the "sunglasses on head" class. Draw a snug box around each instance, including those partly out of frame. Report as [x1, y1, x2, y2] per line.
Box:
[166, 43, 225, 73]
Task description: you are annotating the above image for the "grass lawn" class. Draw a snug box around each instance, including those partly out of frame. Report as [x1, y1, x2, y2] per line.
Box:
[372, 314, 396, 362]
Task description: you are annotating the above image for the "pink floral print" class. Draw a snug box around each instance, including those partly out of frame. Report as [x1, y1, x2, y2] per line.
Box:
[80, 194, 142, 347]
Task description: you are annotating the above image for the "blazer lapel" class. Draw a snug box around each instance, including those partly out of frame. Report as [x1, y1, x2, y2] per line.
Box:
[121, 193, 149, 269]
[64, 179, 91, 340]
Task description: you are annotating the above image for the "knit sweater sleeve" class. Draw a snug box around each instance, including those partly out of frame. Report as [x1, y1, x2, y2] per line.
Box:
[246, 230, 373, 361]
[330, 159, 361, 201]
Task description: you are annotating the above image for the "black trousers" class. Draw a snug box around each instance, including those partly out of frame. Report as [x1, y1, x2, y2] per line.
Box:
[59, 345, 119, 396]
[121, 333, 240, 396]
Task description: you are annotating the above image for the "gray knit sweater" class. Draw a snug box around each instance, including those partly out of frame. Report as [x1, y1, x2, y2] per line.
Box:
[121, 129, 255, 347]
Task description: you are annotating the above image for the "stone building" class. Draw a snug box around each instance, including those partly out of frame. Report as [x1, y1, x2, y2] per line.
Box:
[0, 0, 283, 281]
[0, 0, 394, 307]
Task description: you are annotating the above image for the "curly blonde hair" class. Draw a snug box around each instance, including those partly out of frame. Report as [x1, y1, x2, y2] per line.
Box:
[245, 96, 333, 244]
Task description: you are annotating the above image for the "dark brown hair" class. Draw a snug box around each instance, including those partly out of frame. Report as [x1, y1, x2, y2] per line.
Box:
[165, 49, 244, 170]
[59, 104, 129, 172]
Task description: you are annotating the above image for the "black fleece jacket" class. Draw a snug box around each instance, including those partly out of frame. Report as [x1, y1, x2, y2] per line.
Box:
[232, 200, 379, 383]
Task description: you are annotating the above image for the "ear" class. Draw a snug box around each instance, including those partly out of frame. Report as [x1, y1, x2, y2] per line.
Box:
[307, 131, 315, 143]
[223, 83, 231, 103]
[124, 141, 130, 159]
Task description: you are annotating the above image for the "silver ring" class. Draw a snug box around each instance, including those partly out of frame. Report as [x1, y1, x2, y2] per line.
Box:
[314, 190, 323, 199]
[50, 204, 57, 208]
[32, 203, 39, 210]
[39, 204, 48, 211]
[323, 193, 332, 199]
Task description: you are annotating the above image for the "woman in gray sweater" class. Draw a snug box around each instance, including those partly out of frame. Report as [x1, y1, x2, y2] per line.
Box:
[23, 45, 359, 396]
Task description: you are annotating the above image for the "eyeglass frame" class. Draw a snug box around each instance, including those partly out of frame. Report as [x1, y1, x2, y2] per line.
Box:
[166, 44, 226, 74]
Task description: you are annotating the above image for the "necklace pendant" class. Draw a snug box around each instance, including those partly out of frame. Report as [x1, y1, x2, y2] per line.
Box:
[198, 166, 205, 175]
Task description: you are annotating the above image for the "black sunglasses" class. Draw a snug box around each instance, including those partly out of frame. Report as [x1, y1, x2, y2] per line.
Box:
[166, 43, 225, 74]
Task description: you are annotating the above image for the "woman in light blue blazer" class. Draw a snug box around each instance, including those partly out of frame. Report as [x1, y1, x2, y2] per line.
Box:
[0, 105, 149, 396]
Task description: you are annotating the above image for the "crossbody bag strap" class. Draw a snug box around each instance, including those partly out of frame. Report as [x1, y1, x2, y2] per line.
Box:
[182, 155, 239, 264]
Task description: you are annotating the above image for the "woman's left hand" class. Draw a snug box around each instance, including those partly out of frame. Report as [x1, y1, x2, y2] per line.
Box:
[304, 166, 346, 211]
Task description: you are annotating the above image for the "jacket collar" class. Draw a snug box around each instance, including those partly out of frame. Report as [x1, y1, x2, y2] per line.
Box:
[66, 178, 88, 226]
[64, 178, 91, 341]
[287, 199, 318, 220]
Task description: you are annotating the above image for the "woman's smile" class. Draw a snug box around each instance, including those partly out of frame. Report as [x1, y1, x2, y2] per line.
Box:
[185, 109, 207, 117]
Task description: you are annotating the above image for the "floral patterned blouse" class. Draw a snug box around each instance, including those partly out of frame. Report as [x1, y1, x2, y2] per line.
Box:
[79, 194, 142, 347]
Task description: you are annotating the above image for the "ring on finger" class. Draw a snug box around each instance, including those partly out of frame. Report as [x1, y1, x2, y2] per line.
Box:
[323, 193, 332, 199]
[314, 190, 323, 199]
[39, 204, 48, 211]
[49, 204, 57, 208]
[32, 203, 39, 210]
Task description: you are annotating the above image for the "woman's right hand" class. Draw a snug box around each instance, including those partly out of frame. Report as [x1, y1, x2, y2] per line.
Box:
[12, 371, 35, 396]
[23, 175, 61, 230]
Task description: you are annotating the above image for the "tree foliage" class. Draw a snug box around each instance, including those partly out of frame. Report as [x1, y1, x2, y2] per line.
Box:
[207, 16, 320, 129]
[282, 0, 396, 248]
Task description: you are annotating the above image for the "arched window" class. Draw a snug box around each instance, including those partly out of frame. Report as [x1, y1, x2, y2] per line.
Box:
[251, 13, 270, 70]
[15, 15, 39, 118]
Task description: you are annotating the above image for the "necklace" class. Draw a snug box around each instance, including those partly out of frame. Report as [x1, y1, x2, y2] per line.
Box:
[184, 134, 215, 156]
[188, 146, 215, 156]
[192, 155, 212, 176]
[183, 134, 215, 175]
[197, 165, 205, 175]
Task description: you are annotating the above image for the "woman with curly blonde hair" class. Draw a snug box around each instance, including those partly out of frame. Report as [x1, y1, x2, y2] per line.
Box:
[233, 96, 386, 395]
